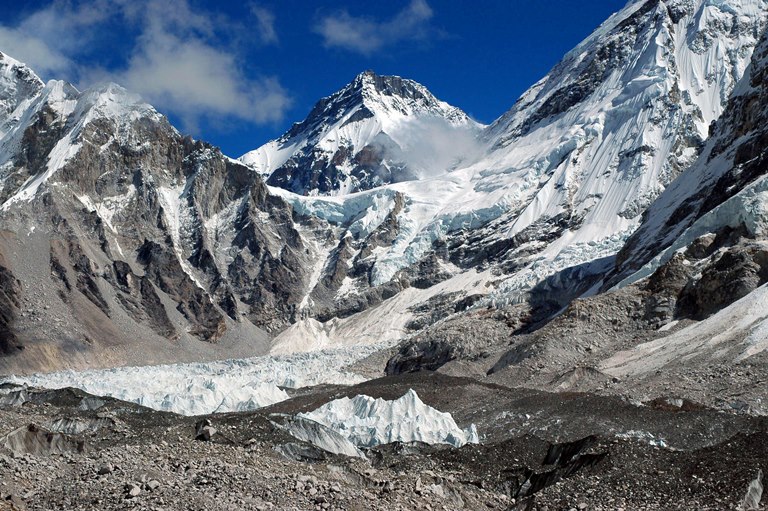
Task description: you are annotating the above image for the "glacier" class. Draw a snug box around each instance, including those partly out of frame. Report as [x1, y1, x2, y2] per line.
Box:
[1, 344, 389, 416]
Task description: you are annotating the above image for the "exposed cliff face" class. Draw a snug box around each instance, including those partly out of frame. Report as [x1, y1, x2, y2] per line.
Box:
[0, 53, 324, 371]
[0, 53, 468, 371]
[0, 248, 21, 356]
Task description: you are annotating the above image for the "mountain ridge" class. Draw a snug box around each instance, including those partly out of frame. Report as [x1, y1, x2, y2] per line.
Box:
[1, 0, 768, 373]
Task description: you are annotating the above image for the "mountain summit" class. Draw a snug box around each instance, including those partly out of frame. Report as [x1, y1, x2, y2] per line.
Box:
[239, 70, 482, 195]
[1, 0, 768, 373]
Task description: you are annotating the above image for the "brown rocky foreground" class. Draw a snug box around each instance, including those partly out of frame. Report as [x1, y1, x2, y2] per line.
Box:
[0, 373, 766, 510]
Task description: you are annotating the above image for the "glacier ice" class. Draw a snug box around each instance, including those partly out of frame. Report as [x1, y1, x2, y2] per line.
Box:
[298, 389, 479, 448]
[272, 415, 366, 459]
[2, 344, 387, 416]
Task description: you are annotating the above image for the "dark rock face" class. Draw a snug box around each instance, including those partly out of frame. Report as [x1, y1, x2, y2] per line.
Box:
[397, 254, 453, 290]
[515, 436, 606, 499]
[0, 77, 320, 370]
[443, 210, 585, 272]
[404, 292, 465, 332]
[110, 261, 176, 340]
[137, 240, 226, 342]
[677, 243, 768, 319]
[0, 262, 21, 355]
[386, 339, 462, 375]
[386, 307, 527, 375]
[266, 134, 416, 195]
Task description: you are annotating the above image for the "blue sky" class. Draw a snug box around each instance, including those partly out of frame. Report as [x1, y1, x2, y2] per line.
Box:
[1, 0, 627, 157]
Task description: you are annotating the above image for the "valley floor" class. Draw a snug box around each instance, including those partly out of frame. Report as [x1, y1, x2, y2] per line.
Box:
[0, 373, 766, 510]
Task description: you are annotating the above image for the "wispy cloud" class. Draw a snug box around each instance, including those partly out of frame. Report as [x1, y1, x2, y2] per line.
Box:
[105, 1, 289, 130]
[0, 1, 114, 77]
[0, 0, 290, 131]
[395, 117, 484, 178]
[314, 0, 435, 55]
[251, 4, 279, 45]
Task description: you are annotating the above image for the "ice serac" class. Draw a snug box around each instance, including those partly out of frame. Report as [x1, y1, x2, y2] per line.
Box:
[240, 70, 483, 195]
[298, 389, 479, 448]
[3, 344, 382, 415]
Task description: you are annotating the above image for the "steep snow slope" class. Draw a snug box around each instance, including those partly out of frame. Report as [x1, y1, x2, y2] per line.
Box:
[0, 52, 44, 141]
[469, 0, 768, 301]
[581, 23, 768, 388]
[610, 23, 768, 286]
[240, 70, 483, 195]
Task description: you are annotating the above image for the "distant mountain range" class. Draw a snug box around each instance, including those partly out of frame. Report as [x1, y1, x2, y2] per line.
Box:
[1, 0, 768, 379]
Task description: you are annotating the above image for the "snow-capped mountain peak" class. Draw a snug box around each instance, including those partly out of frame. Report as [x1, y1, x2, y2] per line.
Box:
[0, 76, 163, 210]
[0, 52, 44, 139]
[239, 71, 483, 195]
[353, 70, 473, 124]
[0, 52, 43, 104]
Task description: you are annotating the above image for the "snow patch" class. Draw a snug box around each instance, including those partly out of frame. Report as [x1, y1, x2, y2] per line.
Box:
[615, 430, 669, 448]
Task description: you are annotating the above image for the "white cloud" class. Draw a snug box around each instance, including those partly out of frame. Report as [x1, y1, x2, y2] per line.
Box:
[104, 1, 290, 129]
[0, 1, 114, 77]
[314, 0, 434, 55]
[0, 27, 73, 77]
[394, 117, 484, 178]
[0, 0, 290, 130]
[110, 33, 289, 128]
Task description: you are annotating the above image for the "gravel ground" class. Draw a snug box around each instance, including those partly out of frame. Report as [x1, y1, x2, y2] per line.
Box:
[0, 376, 765, 511]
